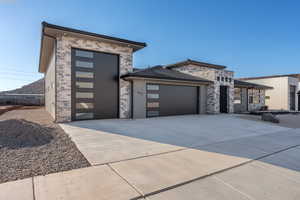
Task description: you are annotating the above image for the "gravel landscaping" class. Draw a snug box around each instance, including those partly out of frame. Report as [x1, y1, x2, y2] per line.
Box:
[0, 107, 90, 183]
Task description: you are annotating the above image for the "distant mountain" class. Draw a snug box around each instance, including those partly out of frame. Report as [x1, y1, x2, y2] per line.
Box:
[0, 78, 44, 95]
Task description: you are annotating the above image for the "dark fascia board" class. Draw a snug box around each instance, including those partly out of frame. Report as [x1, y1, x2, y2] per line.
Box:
[234, 84, 273, 90]
[121, 74, 213, 84]
[240, 73, 300, 80]
[165, 59, 226, 70]
[42, 22, 147, 49]
[234, 80, 273, 90]
[39, 21, 147, 73]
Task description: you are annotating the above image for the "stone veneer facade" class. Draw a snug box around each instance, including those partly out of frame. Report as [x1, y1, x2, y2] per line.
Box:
[173, 64, 234, 113]
[248, 89, 266, 111]
[55, 35, 133, 122]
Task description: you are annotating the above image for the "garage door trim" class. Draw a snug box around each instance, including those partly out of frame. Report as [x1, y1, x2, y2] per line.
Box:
[146, 83, 199, 117]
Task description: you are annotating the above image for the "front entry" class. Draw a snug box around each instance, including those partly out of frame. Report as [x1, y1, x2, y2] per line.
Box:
[71, 48, 119, 120]
[220, 86, 228, 113]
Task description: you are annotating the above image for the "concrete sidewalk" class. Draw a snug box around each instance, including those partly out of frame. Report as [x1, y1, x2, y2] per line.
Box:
[2, 135, 300, 200]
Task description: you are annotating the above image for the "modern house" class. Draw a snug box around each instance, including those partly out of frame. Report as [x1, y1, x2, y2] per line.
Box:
[240, 74, 300, 111]
[39, 22, 237, 122]
[233, 80, 273, 113]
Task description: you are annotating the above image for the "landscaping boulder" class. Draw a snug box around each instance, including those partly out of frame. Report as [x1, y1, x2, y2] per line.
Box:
[261, 113, 280, 123]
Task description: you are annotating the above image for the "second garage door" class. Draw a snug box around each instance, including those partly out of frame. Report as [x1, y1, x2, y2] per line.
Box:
[146, 84, 199, 117]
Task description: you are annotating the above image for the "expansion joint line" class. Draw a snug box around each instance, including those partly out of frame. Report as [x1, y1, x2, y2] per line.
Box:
[32, 177, 36, 200]
[107, 164, 145, 199]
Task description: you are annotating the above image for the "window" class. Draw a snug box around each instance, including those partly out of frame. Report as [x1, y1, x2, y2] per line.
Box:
[217, 76, 220, 81]
[221, 77, 224, 81]
[76, 71, 94, 79]
[76, 61, 94, 68]
[76, 82, 94, 89]
[265, 96, 270, 100]
[76, 92, 94, 99]
[229, 78, 232, 83]
[147, 93, 159, 99]
[234, 88, 242, 104]
[147, 84, 159, 90]
[248, 89, 254, 104]
[147, 102, 159, 108]
[248, 89, 260, 104]
[253, 89, 260, 104]
[225, 77, 228, 82]
[75, 50, 94, 58]
[147, 111, 159, 117]
[76, 113, 94, 120]
[76, 103, 94, 109]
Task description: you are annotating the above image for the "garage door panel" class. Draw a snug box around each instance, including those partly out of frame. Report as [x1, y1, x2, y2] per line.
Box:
[146, 84, 198, 117]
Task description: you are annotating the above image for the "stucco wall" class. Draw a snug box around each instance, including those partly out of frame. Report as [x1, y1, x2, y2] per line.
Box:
[45, 47, 56, 119]
[132, 79, 146, 118]
[173, 64, 234, 113]
[199, 85, 207, 114]
[55, 35, 133, 122]
[245, 77, 298, 110]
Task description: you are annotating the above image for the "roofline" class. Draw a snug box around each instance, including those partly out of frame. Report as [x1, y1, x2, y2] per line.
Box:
[38, 24, 45, 73]
[165, 59, 226, 70]
[240, 73, 300, 80]
[234, 80, 273, 89]
[39, 21, 147, 73]
[42, 22, 147, 48]
[122, 76, 212, 85]
[234, 84, 273, 90]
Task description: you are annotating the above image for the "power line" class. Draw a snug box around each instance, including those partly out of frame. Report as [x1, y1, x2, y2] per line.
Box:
[0, 72, 41, 77]
[0, 67, 39, 73]
[0, 78, 37, 81]
[0, 69, 38, 74]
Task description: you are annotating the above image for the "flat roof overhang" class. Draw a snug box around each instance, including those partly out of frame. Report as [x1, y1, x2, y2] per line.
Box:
[122, 75, 213, 85]
[39, 22, 147, 73]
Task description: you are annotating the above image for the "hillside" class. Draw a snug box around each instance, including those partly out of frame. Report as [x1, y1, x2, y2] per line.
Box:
[0, 78, 44, 95]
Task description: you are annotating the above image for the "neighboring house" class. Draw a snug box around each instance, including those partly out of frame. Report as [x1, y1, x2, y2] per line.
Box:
[240, 74, 300, 111]
[233, 80, 273, 113]
[39, 22, 236, 122]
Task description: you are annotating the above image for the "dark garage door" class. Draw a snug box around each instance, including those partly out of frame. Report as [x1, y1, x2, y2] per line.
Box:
[146, 84, 198, 117]
[71, 48, 119, 120]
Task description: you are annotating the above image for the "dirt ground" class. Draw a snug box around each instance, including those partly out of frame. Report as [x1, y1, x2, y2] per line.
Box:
[236, 113, 300, 128]
[0, 106, 90, 184]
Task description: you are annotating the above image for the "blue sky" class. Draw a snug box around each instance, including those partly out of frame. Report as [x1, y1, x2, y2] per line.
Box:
[0, 0, 299, 91]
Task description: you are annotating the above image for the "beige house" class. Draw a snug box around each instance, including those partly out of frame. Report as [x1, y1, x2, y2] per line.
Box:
[240, 74, 300, 111]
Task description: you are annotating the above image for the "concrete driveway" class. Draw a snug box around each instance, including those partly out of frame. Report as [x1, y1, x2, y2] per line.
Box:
[56, 114, 300, 199]
[60, 114, 290, 165]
